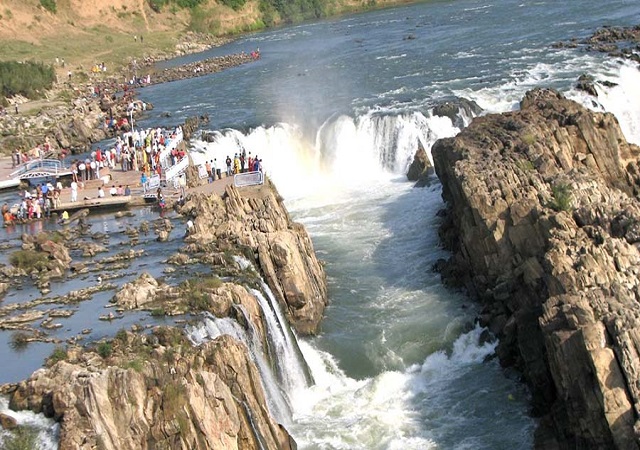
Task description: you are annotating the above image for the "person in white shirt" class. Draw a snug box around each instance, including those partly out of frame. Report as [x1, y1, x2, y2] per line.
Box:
[70, 181, 78, 202]
[109, 185, 117, 196]
[98, 186, 105, 198]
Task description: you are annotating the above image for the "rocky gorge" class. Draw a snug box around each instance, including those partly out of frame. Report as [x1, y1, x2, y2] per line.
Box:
[432, 88, 640, 449]
[0, 179, 327, 449]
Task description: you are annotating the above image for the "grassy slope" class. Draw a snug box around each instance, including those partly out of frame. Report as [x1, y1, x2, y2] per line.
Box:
[0, 0, 411, 74]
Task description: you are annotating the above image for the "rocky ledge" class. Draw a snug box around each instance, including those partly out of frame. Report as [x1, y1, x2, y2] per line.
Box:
[3, 328, 295, 450]
[0, 179, 326, 449]
[433, 88, 640, 449]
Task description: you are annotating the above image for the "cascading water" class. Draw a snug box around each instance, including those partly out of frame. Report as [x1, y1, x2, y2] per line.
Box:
[186, 277, 315, 426]
[0, 397, 59, 449]
[190, 110, 462, 200]
[186, 309, 293, 424]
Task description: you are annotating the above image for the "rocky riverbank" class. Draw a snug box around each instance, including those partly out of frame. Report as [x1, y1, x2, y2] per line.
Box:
[0, 178, 327, 448]
[0, 34, 256, 156]
[432, 88, 640, 449]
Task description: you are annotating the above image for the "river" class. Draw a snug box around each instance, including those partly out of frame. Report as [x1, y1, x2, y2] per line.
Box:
[3, 0, 640, 448]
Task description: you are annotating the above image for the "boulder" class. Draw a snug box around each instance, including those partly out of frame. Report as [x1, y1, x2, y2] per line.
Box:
[111, 273, 159, 309]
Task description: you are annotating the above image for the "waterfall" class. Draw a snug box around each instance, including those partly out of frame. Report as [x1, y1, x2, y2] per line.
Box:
[189, 108, 465, 200]
[0, 396, 59, 450]
[186, 278, 314, 425]
[186, 308, 292, 424]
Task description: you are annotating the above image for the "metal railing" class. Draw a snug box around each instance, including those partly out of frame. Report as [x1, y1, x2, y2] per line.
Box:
[164, 157, 189, 183]
[10, 159, 68, 178]
[234, 171, 264, 187]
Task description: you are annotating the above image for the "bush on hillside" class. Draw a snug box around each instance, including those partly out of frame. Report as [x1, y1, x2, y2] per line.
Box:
[176, 0, 206, 8]
[40, 0, 57, 13]
[148, 0, 167, 12]
[259, 0, 328, 25]
[0, 61, 56, 101]
[220, 0, 247, 11]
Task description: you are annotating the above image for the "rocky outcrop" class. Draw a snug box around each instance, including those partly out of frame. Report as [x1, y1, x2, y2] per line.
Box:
[4, 329, 294, 450]
[432, 97, 482, 128]
[554, 24, 640, 65]
[406, 143, 434, 187]
[180, 179, 328, 335]
[433, 88, 640, 449]
[111, 272, 160, 310]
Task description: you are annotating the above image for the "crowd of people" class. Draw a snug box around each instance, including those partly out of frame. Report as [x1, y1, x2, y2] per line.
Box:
[68, 125, 184, 184]
[2, 181, 63, 225]
[203, 150, 262, 183]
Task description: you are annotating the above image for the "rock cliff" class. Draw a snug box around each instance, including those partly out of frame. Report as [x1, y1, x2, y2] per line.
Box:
[3, 329, 295, 450]
[180, 179, 328, 335]
[433, 88, 640, 449]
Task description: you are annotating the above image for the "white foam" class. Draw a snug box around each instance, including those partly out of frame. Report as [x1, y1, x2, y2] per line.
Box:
[287, 326, 514, 449]
[0, 396, 59, 450]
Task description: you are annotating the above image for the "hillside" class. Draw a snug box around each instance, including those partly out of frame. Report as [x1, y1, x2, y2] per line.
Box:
[0, 0, 392, 71]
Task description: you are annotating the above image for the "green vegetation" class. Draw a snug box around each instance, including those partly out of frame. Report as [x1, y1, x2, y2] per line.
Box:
[151, 307, 166, 317]
[147, 0, 206, 12]
[549, 183, 573, 212]
[97, 341, 113, 358]
[180, 276, 222, 311]
[125, 358, 144, 373]
[3, 425, 39, 450]
[259, 0, 330, 26]
[220, 0, 247, 11]
[9, 250, 49, 271]
[0, 61, 56, 101]
[47, 345, 68, 366]
[10, 331, 31, 350]
[516, 159, 535, 172]
[40, 0, 57, 14]
[522, 133, 537, 146]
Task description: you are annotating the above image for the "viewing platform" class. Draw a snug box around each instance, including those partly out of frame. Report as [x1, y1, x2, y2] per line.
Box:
[0, 158, 73, 190]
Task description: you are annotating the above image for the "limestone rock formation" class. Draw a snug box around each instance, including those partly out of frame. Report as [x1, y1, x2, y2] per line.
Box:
[4, 329, 295, 450]
[180, 180, 328, 335]
[433, 88, 640, 449]
[111, 272, 160, 310]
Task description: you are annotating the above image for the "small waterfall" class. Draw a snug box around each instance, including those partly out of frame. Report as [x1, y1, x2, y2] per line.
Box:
[0, 396, 59, 450]
[186, 275, 314, 425]
[186, 308, 292, 424]
[252, 281, 315, 390]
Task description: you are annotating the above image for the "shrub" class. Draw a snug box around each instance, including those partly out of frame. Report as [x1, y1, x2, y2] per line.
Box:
[0, 61, 56, 101]
[47, 346, 68, 366]
[10, 331, 31, 350]
[549, 183, 573, 212]
[516, 159, 534, 172]
[150, 308, 165, 317]
[522, 133, 537, 146]
[176, 0, 205, 7]
[220, 0, 247, 11]
[97, 341, 113, 358]
[9, 250, 49, 271]
[125, 358, 144, 372]
[40, 0, 57, 13]
[148, 0, 167, 12]
[180, 276, 222, 311]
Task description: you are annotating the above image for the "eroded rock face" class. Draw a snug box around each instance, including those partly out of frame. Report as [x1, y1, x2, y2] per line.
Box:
[180, 180, 328, 335]
[6, 330, 294, 450]
[433, 88, 640, 449]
